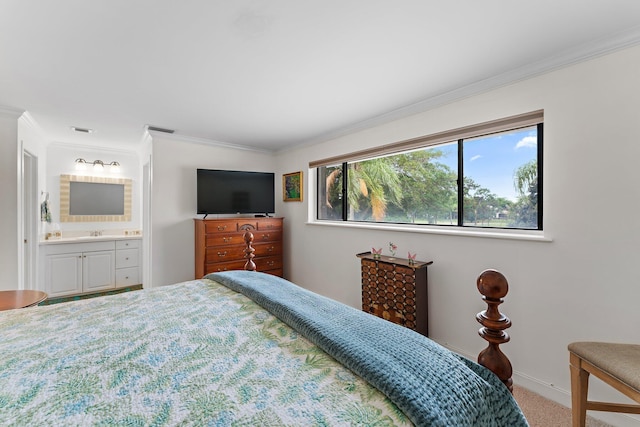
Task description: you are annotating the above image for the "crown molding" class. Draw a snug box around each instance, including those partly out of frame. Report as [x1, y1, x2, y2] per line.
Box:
[0, 105, 24, 119]
[48, 140, 139, 156]
[147, 130, 274, 155]
[19, 111, 47, 141]
[290, 25, 640, 152]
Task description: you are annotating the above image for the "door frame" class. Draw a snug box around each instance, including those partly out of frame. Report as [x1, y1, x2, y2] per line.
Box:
[19, 145, 39, 290]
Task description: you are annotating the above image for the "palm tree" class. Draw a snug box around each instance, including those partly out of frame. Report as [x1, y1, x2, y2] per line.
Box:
[324, 158, 402, 221]
[512, 160, 538, 228]
[514, 160, 537, 196]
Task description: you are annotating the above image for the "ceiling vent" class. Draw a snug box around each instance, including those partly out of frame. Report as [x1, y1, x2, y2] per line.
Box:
[147, 125, 175, 134]
[71, 126, 93, 133]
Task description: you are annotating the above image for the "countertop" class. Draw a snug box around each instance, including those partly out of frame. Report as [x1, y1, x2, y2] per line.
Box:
[39, 235, 142, 245]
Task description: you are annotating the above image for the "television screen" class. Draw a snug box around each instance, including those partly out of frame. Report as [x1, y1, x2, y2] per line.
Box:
[197, 169, 275, 215]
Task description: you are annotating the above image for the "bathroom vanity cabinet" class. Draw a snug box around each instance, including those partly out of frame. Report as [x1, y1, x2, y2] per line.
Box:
[40, 237, 141, 298]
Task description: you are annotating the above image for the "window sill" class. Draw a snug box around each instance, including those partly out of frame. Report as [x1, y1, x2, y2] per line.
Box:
[306, 220, 552, 242]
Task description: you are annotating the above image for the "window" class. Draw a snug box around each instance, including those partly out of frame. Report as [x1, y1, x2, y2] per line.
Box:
[313, 111, 543, 230]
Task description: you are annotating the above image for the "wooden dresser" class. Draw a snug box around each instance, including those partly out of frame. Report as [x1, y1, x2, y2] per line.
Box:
[195, 217, 283, 278]
[357, 252, 432, 336]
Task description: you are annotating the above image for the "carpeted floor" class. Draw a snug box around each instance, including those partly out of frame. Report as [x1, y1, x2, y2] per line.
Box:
[514, 385, 613, 427]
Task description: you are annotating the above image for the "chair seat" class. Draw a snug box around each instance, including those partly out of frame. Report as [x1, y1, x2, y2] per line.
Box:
[568, 342, 640, 392]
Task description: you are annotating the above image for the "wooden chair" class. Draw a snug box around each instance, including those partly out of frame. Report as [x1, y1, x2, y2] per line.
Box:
[568, 342, 640, 427]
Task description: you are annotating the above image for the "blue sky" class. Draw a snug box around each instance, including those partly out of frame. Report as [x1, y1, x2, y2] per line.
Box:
[433, 126, 538, 201]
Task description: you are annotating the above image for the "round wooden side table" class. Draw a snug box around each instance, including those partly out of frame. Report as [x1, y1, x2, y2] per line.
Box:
[0, 290, 48, 311]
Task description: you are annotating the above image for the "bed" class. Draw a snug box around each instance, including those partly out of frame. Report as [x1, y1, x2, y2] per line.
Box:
[0, 233, 527, 426]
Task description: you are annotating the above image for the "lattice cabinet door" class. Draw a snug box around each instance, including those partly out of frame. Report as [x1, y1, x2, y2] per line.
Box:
[357, 252, 432, 336]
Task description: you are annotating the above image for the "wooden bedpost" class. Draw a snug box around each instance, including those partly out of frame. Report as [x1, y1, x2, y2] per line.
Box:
[476, 269, 514, 393]
[243, 230, 256, 271]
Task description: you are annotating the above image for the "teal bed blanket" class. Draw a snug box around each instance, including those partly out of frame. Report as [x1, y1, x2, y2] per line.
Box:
[0, 270, 526, 426]
[210, 271, 528, 427]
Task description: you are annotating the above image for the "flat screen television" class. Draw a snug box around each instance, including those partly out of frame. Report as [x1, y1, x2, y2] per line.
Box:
[197, 169, 275, 215]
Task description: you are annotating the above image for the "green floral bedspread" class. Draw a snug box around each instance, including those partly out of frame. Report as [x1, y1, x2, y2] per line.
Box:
[0, 279, 411, 426]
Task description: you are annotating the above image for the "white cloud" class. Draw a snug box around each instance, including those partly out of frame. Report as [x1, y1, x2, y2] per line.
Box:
[515, 136, 537, 149]
[470, 155, 482, 161]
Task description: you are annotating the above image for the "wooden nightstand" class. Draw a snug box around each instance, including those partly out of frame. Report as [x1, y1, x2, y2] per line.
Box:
[357, 252, 432, 336]
[0, 290, 48, 311]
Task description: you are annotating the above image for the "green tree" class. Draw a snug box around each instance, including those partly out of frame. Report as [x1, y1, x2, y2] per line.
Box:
[323, 159, 403, 222]
[463, 178, 509, 226]
[347, 158, 402, 221]
[322, 166, 343, 220]
[511, 160, 538, 228]
[514, 160, 537, 196]
[390, 150, 456, 224]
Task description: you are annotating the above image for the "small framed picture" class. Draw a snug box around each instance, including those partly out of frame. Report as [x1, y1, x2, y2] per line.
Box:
[283, 171, 303, 202]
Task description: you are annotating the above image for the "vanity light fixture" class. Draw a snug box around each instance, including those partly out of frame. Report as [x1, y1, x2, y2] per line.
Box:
[75, 158, 88, 171]
[74, 158, 121, 173]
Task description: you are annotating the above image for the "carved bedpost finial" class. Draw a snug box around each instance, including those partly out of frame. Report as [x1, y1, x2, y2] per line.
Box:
[243, 230, 256, 271]
[476, 269, 514, 392]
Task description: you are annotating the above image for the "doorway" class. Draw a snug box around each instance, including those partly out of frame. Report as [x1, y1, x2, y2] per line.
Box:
[22, 150, 38, 290]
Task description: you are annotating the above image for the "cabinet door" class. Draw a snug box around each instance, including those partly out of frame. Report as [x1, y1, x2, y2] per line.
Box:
[83, 250, 115, 292]
[45, 253, 83, 297]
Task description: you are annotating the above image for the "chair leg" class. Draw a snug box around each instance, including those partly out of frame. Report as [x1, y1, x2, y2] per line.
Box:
[570, 354, 590, 427]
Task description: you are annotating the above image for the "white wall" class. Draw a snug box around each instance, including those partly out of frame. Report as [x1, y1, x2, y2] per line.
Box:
[150, 136, 277, 287]
[275, 45, 640, 425]
[0, 107, 22, 291]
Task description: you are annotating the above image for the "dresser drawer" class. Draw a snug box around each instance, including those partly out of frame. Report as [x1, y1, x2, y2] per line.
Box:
[204, 259, 249, 275]
[116, 248, 139, 268]
[254, 256, 282, 272]
[252, 230, 282, 243]
[204, 220, 243, 234]
[205, 232, 245, 247]
[205, 245, 247, 263]
[116, 267, 140, 286]
[256, 218, 282, 230]
[253, 242, 282, 257]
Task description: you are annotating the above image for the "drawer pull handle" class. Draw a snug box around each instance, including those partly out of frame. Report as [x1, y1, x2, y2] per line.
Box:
[125, 257, 129, 261]
[217, 225, 227, 231]
[217, 268, 227, 271]
[267, 246, 274, 252]
[217, 251, 227, 257]
[262, 234, 270, 239]
[125, 276, 129, 279]
[223, 237, 232, 243]
[267, 261, 275, 266]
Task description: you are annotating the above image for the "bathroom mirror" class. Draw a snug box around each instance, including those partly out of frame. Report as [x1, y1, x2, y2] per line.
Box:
[60, 174, 132, 222]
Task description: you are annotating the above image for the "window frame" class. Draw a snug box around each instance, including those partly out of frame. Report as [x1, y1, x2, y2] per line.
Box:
[312, 111, 544, 231]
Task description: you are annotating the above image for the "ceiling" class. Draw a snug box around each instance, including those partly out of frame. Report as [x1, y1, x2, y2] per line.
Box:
[2, 1, 640, 152]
